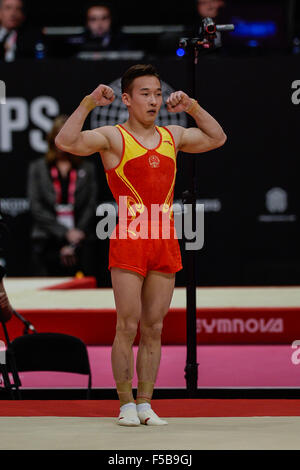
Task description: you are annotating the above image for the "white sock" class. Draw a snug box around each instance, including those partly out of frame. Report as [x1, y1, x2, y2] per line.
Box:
[120, 402, 136, 412]
[137, 403, 151, 412]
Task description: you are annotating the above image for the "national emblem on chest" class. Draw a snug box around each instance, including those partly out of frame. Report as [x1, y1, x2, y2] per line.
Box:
[148, 154, 160, 169]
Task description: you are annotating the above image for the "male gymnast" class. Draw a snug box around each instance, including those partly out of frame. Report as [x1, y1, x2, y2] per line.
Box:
[55, 64, 226, 426]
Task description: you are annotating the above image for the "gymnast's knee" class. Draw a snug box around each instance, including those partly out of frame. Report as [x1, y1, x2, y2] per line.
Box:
[140, 321, 163, 341]
[115, 319, 139, 344]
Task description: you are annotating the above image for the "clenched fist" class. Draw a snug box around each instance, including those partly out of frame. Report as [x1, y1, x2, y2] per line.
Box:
[166, 91, 193, 113]
[90, 84, 115, 107]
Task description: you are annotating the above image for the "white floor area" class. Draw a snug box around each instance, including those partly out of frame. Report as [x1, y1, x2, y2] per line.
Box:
[3, 278, 300, 310]
[0, 416, 300, 450]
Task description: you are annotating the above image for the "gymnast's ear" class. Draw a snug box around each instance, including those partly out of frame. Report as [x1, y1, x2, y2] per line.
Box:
[122, 92, 131, 108]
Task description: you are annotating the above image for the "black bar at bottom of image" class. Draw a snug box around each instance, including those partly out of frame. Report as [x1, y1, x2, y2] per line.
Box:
[1, 450, 299, 466]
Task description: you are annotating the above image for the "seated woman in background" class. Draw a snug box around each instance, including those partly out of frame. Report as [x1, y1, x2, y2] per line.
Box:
[27, 115, 98, 276]
[0, 212, 13, 322]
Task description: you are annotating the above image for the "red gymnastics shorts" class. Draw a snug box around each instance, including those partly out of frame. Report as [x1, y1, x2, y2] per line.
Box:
[108, 223, 183, 278]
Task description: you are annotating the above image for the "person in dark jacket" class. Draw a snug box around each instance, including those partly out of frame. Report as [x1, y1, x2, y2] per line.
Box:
[67, 2, 132, 55]
[27, 115, 98, 276]
[0, 0, 45, 61]
[0, 211, 13, 322]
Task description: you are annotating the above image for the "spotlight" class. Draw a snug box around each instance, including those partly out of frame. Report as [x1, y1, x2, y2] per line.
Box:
[176, 48, 185, 57]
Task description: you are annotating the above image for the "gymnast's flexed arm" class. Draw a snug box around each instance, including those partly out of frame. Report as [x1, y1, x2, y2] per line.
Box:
[166, 91, 227, 153]
[55, 84, 115, 156]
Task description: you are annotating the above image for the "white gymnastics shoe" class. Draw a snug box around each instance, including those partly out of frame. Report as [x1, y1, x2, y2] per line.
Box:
[137, 407, 168, 426]
[117, 403, 140, 426]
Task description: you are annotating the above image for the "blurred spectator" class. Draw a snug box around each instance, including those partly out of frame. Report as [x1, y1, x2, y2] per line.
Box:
[0, 211, 7, 273]
[68, 1, 132, 54]
[0, 211, 13, 322]
[87, 2, 112, 40]
[197, 0, 225, 19]
[27, 116, 98, 277]
[0, 0, 45, 61]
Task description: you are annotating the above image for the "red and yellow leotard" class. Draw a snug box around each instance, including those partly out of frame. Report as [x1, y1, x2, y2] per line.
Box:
[105, 124, 183, 277]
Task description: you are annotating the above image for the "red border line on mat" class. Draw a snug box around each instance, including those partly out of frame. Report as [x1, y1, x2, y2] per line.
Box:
[0, 400, 300, 418]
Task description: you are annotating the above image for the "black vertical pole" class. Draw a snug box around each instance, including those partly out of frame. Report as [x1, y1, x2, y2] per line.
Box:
[180, 20, 234, 398]
[183, 47, 199, 397]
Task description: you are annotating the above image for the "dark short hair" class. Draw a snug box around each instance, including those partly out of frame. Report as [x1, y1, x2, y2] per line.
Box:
[0, 0, 25, 9]
[121, 64, 161, 95]
[86, 2, 112, 15]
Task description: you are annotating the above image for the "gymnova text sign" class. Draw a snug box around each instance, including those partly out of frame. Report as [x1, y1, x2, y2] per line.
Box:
[196, 317, 284, 334]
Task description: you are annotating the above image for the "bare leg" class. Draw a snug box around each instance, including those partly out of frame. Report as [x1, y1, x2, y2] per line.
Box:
[110, 267, 144, 405]
[136, 271, 175, 403]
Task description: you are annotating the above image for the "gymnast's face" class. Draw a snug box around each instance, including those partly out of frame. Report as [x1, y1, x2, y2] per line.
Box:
[0, 0, 24, 30]
[122, 76, 162, 125]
